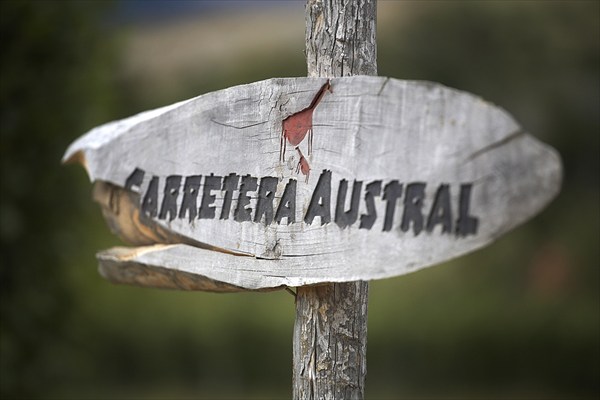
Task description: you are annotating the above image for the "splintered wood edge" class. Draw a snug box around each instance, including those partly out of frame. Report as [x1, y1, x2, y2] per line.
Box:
[91, 180, 248, 256]
[96, 244, 369, 292]
[92, 180, 276, 292]
[97, 246, 283, 293]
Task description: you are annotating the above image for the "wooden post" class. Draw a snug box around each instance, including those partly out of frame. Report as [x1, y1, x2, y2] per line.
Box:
[293, 1, 377, 399]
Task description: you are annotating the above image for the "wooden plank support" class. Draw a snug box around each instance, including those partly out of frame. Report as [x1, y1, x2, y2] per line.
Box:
[293, 1, 376, 398]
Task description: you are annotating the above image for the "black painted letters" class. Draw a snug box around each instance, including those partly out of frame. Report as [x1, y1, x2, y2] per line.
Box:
[335, 180, 362, 229]
[128, 168, 479, 237]
[275, 179, 297, 225]
[179, 175, 202, 222]
[235, 175, 258, 222]
[304, 170, 332, 225]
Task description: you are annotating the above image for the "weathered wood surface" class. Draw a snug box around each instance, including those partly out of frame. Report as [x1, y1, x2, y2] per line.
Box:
[63, 76, 562, 291]
[293, 281, 368, 400]
[294, 1, 375, 399]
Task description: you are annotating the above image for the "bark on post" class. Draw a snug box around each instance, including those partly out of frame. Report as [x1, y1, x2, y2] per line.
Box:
[293, 1, 377, 399]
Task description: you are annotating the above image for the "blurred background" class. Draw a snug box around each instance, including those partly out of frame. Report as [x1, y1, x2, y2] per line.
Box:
[1, 1, 598, 398]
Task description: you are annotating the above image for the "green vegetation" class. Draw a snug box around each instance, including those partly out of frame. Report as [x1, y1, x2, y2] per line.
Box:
[1, 1, 598, 399]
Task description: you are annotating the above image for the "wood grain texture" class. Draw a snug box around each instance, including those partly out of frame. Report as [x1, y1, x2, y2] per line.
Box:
[63, 75, 562, 291]
[294, 1, 376, 399]
[293, 281, 368, 400]
[305, 0, 377, 78]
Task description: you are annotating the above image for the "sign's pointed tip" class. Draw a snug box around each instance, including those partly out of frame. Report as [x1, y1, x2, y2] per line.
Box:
[61, 147, 92, 181]
[61, 148, 79, 165]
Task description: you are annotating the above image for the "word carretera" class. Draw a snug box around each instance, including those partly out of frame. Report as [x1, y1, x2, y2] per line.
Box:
[125, 168, 479, 237]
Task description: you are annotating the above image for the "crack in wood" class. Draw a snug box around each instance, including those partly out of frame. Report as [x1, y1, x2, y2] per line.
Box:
[377, 76, 391, 96]
[465, 129, 526, 163]
[93, 181, 257, 259]
[210, 119, 267, 130]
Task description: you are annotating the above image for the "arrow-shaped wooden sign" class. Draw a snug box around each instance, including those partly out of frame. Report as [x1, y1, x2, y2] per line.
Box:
[63, 76, 561, 291]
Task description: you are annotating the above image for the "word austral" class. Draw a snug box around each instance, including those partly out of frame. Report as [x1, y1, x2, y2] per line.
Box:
[125, 168, 479, 237]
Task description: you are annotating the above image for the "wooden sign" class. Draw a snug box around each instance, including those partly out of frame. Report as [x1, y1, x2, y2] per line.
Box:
[63, 76, 561, 291]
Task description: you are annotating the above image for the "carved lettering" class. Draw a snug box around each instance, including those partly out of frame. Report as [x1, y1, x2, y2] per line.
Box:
[359, 181, 381, 230]
[382, 181, 402, 232]
[255, 176, 278, 225]
[426, 184, 452, 234]
[335, 179, 362, 229]
[159, 175, 182, 221]
[275, 179, 297, 225]
[128, 168, 479, 237]
[141, 176, 159, 218]
[401, 182, 426, 235]
[199, 174, 222, 220]
[235, 175, 258, 222]
[221, 173, 240, 220]
[125, 168, 145, 193]
[179, 175, 202, 222]
[304, 170, 332, 225]
[456, 183, 479, 237]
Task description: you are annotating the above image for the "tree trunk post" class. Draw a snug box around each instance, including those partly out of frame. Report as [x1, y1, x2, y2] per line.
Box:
[293, 1, 377, 399]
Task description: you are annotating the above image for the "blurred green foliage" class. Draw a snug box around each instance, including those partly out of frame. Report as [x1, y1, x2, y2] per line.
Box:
[0, 1, 598, 399]
[0, 1, 120, 398]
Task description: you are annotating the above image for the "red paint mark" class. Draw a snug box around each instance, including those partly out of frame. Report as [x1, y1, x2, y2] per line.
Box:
[295, 148, 310, 183]
[280, 80, 332, 175]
